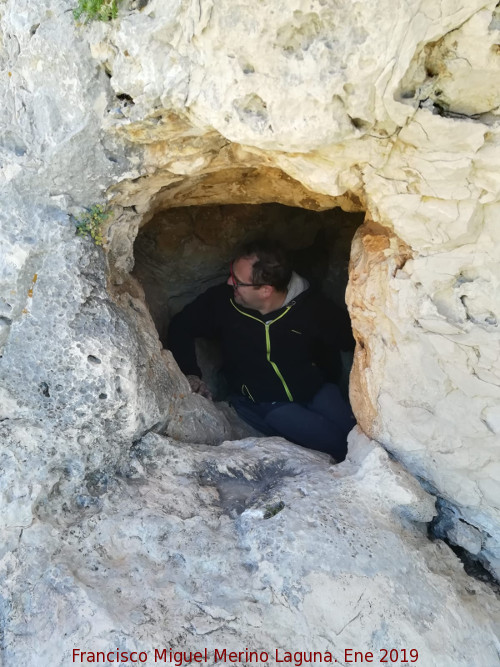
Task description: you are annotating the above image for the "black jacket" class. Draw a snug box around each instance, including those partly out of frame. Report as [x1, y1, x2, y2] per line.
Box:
[167, 284, 354, 403]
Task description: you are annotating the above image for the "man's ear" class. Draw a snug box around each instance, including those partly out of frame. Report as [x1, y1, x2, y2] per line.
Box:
[261, 285, 273, 298]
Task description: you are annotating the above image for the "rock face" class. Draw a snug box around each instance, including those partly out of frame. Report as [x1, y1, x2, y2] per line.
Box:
[4, 429, 500, 666]
[106, 0, 500, 576]
[1, 0, 500, 660]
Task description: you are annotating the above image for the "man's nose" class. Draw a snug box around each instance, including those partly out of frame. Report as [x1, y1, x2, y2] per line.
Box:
[226, 275, 233, 286]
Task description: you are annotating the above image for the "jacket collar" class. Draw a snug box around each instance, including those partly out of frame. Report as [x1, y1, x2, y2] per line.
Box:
[283, 271, 310, 306]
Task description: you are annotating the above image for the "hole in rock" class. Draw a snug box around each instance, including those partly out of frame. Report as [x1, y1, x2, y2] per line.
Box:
[87, 355, 101, 365]
[132, 203, 362, 401]
[39, 381, 50, 398]
[116, 93, 134, 105]
[199, 458, 297, 517]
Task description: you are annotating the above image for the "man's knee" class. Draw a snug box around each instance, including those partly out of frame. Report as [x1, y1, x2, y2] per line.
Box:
[309, 383, 355, 433]
[265, 402, 347, 457]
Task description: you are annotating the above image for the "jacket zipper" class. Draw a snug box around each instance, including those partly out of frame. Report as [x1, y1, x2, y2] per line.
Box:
[230, 300, 294, 401]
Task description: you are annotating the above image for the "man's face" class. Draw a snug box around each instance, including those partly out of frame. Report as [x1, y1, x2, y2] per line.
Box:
[227, 256, 266, 310]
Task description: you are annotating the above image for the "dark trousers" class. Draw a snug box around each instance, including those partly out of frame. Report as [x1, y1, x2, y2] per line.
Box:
[230, 383, 355, 461]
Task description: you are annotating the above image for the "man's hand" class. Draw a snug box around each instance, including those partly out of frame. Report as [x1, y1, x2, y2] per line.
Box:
[186, 375, 213, 400]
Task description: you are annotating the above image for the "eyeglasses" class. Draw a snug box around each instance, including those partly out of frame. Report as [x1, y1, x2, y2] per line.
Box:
[229, 261, 266, 288]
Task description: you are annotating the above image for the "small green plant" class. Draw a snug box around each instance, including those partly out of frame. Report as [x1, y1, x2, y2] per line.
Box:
[73, 0, 121, 22]
[74, 204, 110, 246]
[264, 500, 285, 520]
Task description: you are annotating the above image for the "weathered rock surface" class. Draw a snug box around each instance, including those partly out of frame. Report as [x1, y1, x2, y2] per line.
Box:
[3, 429, 500, 666]
[1, 0, 500, 658]
[101, 0, 500, 576]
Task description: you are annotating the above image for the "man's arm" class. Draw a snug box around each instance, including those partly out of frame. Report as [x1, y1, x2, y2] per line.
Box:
[165, 284, 225, 381]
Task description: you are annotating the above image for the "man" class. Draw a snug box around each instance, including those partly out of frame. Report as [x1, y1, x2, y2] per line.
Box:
[167, 238, 355, 461]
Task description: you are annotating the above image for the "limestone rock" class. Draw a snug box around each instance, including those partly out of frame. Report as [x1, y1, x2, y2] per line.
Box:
[1, 0, 500, 655]
[166, 392, 234, 446]
[399, 8, 500, 118]
[3, 430, 500, 666]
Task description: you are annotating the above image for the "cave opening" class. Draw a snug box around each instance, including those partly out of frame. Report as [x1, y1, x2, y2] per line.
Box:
[132, 202, 363, 403]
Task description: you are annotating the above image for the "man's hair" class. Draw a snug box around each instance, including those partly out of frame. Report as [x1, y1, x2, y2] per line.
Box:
[235, 238, 292, 292]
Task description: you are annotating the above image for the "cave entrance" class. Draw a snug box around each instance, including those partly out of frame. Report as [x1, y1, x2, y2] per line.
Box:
[132, 202, 363, 401]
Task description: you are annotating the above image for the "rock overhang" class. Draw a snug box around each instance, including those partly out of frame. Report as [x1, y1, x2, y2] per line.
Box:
[2, 0, 500, 660]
